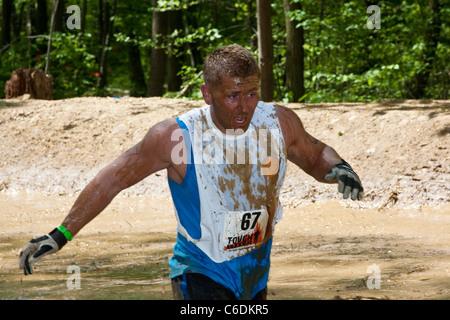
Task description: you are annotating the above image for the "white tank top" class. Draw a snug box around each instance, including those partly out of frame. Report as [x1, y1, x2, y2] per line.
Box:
[171, 101, 287, 262]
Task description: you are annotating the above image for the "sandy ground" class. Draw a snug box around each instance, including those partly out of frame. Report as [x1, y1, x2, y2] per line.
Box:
[0, 97, 449, 300]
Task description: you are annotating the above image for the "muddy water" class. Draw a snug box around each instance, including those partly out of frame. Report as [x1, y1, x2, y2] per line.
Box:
[0, 191, 449, 300]
[271, 202, 450, 300]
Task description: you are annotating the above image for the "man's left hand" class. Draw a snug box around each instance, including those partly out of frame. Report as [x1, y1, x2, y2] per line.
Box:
[324, 160, 363, 200]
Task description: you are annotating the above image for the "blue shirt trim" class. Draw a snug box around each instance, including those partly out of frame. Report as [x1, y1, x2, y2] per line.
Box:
[168, 118, 201, 240]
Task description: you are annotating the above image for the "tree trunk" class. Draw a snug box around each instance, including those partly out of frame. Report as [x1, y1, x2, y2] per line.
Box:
[257, 0, 274, 102]
[35, 0, 49, 54]
[5, 68, 53, 100]
[98, 0, 104, 46]
[246, 0, 257, 48]
[81, 0, 87, 32]
[76, 0, 88, 42]
[409, 0, 441, 99]
[147, 0, 169, 97]
[36, 0, 48, 35]
[45, 0, 60, 74]
[184, 12, 201, 68]
[283, 0, 305, 102]
[11, 2, 24, 40]
[127, 34, 147, 97]
[1, 0, 13, 47]
[97, 0, 118, 90]
[53, 0, 65, 33]
[167, 9, 183, 92]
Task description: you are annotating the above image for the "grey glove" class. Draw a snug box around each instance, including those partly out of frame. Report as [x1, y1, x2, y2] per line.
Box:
[19, 228, 68, 275]
[324, 159, 363, 200]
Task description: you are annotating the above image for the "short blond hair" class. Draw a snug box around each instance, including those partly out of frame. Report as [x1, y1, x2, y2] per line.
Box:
[203, 44, 260, 87]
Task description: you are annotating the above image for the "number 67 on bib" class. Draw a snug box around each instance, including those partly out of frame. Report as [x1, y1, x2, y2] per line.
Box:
[223, 208, 269, 251]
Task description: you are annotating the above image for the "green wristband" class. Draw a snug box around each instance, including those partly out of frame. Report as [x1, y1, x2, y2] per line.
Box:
[57, 225, 73, 241]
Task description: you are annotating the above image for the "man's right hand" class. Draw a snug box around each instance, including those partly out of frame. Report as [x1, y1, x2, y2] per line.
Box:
[19, 228, 68, 275]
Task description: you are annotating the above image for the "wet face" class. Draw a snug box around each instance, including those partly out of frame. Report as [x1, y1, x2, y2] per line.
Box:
[201, 73, 259, 133]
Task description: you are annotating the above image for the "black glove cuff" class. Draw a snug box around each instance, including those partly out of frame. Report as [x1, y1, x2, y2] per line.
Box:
[337, 159, 355, 173]
[49, 228, 68, 249]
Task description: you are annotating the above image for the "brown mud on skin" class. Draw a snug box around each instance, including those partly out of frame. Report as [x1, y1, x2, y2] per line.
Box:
[0, 97, 449, 299]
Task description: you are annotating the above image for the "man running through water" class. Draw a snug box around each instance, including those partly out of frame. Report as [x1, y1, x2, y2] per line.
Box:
[19, 44, 363, 300]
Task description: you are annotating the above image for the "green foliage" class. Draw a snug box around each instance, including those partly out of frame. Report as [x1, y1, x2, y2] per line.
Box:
[36, 33, 98, 99]
[167, 26, 222, 55]
[0, 0, 448, 101]
[171, 65, 204, 100]
[288, 0, 449, 101]
[0, 37, 35, 95]
[156, 0, 203, 11]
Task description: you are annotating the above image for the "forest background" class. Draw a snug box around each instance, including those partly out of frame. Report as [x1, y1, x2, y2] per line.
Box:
[0, 0, 448, 102]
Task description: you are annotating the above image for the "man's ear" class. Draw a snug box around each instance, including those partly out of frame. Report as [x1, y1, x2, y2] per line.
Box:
[200, 84, 212, 105]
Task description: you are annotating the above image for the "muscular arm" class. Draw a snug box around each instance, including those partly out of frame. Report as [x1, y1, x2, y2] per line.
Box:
[18, 118, 186, 275]
[276, 104, 363, 200]
[61, 118, 179, 236]
[276, 105, 342, 183]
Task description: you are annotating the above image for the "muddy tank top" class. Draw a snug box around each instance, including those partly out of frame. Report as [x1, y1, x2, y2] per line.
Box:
[167, 101, 287, 298]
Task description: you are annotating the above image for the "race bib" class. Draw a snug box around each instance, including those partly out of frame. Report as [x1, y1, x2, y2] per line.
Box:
[222, 208, 269, 251]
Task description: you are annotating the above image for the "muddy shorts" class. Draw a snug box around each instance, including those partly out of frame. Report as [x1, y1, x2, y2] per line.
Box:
[171, 273, 267, 300]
